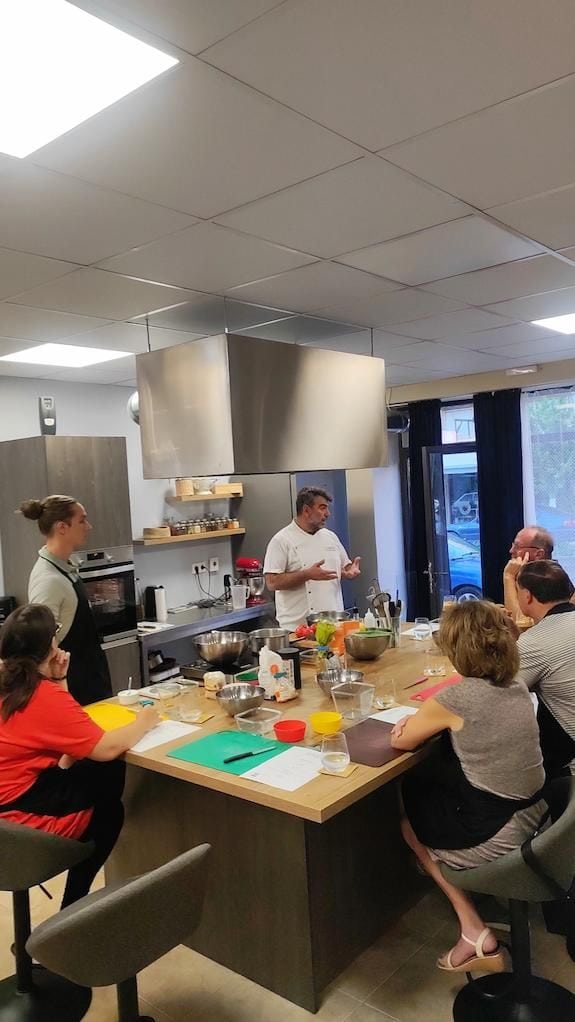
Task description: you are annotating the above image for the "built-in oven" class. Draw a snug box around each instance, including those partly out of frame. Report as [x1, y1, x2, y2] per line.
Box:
[77, 545, 138, 643]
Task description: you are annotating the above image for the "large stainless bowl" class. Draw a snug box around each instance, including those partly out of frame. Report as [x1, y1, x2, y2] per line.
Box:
[306, 610, 351, 625]
[316, 667, 364, 697]
[249, 627, 290, 655]
[194, 630, 248, 668]
[216, 683, 265, 716]
[345, 630, 391, 661]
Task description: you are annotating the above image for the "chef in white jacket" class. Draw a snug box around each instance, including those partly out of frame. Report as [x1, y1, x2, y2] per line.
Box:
[263, 487, 361, 632]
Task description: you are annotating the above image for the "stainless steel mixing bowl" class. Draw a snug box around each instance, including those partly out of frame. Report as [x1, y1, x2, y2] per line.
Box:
[344, 631, 391, 661]
[316, 667, 364, 697]
[194, 631, 248, 668]
[216, 683, 265, 716]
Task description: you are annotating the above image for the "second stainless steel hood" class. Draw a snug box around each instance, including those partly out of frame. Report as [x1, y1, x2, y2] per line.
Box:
[137, 333, 387, 478]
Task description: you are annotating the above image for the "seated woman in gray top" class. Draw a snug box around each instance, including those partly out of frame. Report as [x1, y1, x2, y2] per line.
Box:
[391, 601, 546, 975]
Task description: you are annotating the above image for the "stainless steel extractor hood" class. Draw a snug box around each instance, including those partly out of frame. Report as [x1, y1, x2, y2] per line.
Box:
[136, 333, 387, 477]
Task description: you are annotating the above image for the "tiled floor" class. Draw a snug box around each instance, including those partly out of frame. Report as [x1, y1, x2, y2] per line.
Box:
[1, 873, 574, 1021]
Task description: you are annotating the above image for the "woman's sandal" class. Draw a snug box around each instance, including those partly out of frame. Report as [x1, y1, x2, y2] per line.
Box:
[437, 927, 506, 974]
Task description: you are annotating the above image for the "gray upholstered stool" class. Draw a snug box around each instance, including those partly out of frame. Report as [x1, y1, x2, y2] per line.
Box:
[440, 778, 575, 1021]
[0, 819, 94, 1022]
[28, 843, 211, 1022]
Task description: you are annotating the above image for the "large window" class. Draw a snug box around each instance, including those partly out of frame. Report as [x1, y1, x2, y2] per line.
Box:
[441, 402, 476, 444]
[522, 389, 575, 579]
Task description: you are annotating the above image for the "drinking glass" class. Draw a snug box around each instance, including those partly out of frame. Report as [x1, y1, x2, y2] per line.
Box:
[155, 682, 182, 720]
[178, 682, 202, 722]
[321, 733, 350, 774]
[375, 676, 398, 709]
[442, 595, 457, 611]
[413, 617, 432, 642]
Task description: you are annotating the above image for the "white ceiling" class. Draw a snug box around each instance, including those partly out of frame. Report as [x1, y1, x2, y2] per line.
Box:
[2, 0, 575, 389]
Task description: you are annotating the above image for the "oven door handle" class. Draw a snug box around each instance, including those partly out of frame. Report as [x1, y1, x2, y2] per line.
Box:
[80, 565, 133, 579]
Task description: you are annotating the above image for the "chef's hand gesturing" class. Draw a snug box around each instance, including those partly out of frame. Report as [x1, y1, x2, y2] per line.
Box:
[342, 557, 361, 580]
[306, 560, 338, 581]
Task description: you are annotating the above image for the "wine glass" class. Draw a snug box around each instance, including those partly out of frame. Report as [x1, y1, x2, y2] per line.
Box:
[321, 733, 350, 774]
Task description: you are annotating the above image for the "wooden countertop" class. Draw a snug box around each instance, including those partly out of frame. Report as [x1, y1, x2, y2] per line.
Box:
[125, 632, 447, 824]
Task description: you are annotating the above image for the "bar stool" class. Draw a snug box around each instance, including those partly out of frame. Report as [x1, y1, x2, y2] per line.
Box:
[27, 843, 211, 1022]
[440, 778, 575, 1021]
[0, 819, 94, 1022]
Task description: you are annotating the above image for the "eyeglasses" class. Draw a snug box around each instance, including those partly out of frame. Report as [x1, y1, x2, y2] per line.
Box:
[511, 543, 543, 553]
[54, 621, 62, 637]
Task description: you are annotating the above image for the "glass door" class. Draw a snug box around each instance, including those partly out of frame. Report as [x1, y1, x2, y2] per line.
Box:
[422, 444, 483, 617]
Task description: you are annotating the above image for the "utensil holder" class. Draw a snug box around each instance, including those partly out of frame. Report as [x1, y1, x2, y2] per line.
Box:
[390, 615, 401, 648]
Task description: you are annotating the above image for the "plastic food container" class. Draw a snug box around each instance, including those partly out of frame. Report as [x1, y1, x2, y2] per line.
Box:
[309, 711, 342, 735]
[274, 719, 306, 743]
[235, 707, 281, 735]
[331, 681, 375, 720]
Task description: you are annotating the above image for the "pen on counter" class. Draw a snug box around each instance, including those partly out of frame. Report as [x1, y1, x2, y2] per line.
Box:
[223, 747, 276, 765]
[403, 677, 427, 690]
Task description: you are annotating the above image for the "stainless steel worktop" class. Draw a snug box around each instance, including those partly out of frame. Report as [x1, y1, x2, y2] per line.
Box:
[137, 601, 276, 649]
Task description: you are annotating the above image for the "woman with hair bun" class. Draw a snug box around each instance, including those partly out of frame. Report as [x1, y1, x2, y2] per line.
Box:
[0, 604, 159, 906]
[21, 495, 111, 705]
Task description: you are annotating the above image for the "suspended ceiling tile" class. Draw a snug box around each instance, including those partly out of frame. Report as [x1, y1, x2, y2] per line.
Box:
[431, 322, 560, 350]
[483, 334, 575, 359]
[139, 296, 292, 335]
[422, 255, 575, 306]
[0, 248, 77, 301]
[390, 308, 515, 341]
[98, 223, 316, 292]
[0, 163, 196, 264]
[383, 74, 575, 209]
[386, 365, 444, 385]
[223, 261, 400, 314]
[46, 321, 203, 355]
[316, 289, 465, 329]
[0, 304, 109, 341]
[237, 316, 364, 343]
[489, 184, 575, 251]
[401, 346, 513, 373]
[340, 216, 541, 285]
[34, 60, 360, 218]
[371, 332, 430, 358]
[215, 157, 467, 258]
[302, 331, 373, 354]
[92, 0, 286, 53]
[202, 0, 575, 150]
[485, 285, 575, 322]
[11, 269, 192, 321]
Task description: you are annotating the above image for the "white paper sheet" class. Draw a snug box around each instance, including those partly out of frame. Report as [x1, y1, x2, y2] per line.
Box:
[402, 622, 440, 638]
[241, 747, 322, 791]
[130, 720, 200, 753]
[370, 705, 419, 724]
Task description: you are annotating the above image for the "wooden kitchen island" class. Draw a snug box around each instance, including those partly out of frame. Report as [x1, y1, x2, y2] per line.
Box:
[107, 637, 443, 1012]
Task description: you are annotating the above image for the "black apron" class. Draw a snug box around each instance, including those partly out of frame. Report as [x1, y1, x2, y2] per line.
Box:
[49, 562, 112, 706]
[403, 733, 545, 851]
[536, 603, 575, 779]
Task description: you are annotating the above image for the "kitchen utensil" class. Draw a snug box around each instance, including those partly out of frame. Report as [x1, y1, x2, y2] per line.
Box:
[306, 610, 350, 625]
[320, 733, 350, 773]
[344, 630, 391, 660]
[194, 631, 248, 668]
[331, 681, 375, 720]
[309, 711, 342, 735]
[117, 689, 139, 706]
[230, 581, 249, 610]
[316, 668, 363, 697]
[235, 707, 281, 735]
[248, 628, 290, 655]
[216, 683, 265, 716]
[273, 719, 306, 743]
[223, 746, 276, 764]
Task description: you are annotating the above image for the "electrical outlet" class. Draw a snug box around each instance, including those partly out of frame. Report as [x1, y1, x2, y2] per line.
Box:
[209, 557, 219, 573]
[193, 561, 208, 575]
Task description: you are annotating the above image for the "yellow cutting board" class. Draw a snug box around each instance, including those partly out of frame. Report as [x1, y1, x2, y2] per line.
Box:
[85, 702, 136, 731]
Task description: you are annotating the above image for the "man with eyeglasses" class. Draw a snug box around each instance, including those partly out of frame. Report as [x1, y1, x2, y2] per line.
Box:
[503, 525, 555, 621]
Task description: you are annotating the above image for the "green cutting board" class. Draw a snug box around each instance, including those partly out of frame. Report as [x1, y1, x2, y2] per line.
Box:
[167, 731, 285, 775]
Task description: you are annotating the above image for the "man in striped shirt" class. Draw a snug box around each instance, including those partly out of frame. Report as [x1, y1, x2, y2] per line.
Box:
[515, 560, 575, 778]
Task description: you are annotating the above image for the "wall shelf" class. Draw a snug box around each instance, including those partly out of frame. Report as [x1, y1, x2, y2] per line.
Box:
[170, 492, 243, 503]
[134, 528, 245, 547]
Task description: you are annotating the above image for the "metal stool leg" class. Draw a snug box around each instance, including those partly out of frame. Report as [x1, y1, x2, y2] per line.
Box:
[117, 977, 154, 1022]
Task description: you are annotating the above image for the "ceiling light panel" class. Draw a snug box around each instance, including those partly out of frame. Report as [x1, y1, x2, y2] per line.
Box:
[0, 0, 178, 158]
[0, 343, 131, 368]
[533, 313, 575, 334]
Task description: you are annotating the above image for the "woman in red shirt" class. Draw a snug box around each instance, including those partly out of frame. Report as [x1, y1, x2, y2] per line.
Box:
[0, 604, 159, 906]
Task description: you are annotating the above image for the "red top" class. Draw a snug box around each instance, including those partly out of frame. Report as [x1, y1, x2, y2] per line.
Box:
[0, 680, 104, 838]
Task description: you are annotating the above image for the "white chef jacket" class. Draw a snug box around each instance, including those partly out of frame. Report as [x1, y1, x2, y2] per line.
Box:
[263, 520, 350, 631]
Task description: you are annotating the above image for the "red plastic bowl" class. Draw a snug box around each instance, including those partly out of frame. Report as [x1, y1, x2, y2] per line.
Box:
[274, 719, 306, 743]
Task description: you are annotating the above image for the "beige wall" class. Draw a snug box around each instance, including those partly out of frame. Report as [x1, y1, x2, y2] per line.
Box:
[387, 356, 575, 406]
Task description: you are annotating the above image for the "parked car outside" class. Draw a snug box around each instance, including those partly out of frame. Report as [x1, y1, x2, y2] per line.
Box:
[447, 531, 482, 600]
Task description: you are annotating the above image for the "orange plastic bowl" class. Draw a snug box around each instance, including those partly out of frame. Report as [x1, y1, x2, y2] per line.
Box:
[274, 719, 306, 743]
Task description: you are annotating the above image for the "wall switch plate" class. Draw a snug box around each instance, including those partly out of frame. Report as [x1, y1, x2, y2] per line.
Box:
[209, 557, 219, 573]
[39, 395, 56, 435]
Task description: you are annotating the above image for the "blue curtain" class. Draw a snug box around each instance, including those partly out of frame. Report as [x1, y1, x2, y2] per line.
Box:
[473, 389, 523, 603]
[406, 399, 442, 619]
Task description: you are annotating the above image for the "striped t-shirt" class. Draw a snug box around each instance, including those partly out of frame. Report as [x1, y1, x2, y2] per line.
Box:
[517, 604, 575, 773]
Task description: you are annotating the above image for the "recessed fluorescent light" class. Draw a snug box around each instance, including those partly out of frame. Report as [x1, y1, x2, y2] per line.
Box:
[0, 0, 178, 158]
[505, 365, 539, 376]
[532, 313, 575, 334]
[0, 344, 131, 368]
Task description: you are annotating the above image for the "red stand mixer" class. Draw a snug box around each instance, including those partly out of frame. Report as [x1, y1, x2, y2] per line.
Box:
[235, 557, 266, 606]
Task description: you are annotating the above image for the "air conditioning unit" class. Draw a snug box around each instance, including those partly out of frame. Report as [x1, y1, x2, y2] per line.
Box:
[387, 410, 409, 434]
